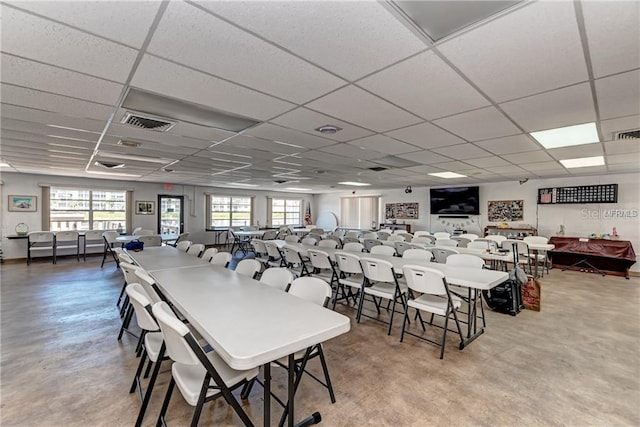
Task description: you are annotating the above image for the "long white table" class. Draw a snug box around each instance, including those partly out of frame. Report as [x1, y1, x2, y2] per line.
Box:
[125, 246, 209, 271]
[126, 246, 351, 426]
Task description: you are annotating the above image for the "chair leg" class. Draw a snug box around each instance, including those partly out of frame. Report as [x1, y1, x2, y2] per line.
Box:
[400, 307, 410, 342]
[130, 348, 149, 394]
[387, 294, 398, 335]
[316, 346, 336, 403]
[156, 377, 175, 427]
[440, 312, 450, 360]
[356, 285, 366, 324]
[118, 304, 134, 340]
[136, 346, 166, 427]
[190, 375, 210, 427]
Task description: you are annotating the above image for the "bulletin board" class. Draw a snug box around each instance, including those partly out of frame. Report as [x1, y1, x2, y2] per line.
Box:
[385, 203, 419, 220]
[488, 200, 524, 222]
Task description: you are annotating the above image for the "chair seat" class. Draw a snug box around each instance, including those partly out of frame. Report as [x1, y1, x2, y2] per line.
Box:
[172, 351, 258, 406]
[339, 273, 364, 289]
[364, 281, 407, 299]
[408, 294, 462, 316]
[144, 331, 164, 362]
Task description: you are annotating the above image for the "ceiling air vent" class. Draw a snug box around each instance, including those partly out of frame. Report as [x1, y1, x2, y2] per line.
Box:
[94, 161, 125, 169]
[615, 129, 640, 140]
[369, 166, 388, 172]
[121, 111, 175, 132]
[273, 180, 288, 184]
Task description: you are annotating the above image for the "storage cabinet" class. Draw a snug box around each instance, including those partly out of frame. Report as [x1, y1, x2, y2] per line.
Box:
[381, 223, 411, 233]
[484, 226, 537, 239]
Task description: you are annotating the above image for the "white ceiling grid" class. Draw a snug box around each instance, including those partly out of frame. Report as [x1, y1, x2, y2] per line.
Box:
[0, 0, 638, 193]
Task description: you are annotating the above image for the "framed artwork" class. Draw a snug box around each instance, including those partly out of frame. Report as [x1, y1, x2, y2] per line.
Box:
[8, 195, 37, 212]
[135, 201, 155, 215]
[488, 200, 524, 222]
[385, 202, 419, 220]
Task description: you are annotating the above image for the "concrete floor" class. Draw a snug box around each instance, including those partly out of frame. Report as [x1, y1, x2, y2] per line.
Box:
[1, 256, 639, 426]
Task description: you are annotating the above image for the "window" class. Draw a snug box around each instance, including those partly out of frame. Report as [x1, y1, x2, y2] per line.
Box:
[340, 196, 380, 229]
[208, 195, 253, 227]
[50, 187, 127, 231]
[270, 198, 302, 226]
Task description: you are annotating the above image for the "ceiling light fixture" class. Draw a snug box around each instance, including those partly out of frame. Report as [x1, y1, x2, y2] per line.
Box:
[530, 122, 599, 149]
[285, 187, 312, 191]
[315, 125, 342, 135]
[428, 172, 467, 179]
[96, 152, 176, 164]
[0, 161, 11, 167]
[559, 156, 605, 168]
[117, 139, 142, 148]
[338, 181, 371, 186]
[230, 182, 259, 187]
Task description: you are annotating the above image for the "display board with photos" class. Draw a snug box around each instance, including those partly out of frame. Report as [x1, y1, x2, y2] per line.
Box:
[385, 202, 419, 219]
[537, 184, 618, 204]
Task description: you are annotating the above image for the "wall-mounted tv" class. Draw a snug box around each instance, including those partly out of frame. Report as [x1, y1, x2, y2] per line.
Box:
[430, 186, 480, 215]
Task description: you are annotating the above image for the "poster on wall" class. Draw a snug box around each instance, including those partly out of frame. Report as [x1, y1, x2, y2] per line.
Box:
[488, 200, 524, 222]
[385, 202, 419, 220]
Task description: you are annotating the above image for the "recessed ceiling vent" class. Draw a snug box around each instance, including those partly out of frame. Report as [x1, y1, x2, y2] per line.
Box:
[615, 129, 640, 140]
[121, 111, 175, 132]
[94, 161, 125, 169]
[369, 166, 388, 172]
[273, 179, 288, 184]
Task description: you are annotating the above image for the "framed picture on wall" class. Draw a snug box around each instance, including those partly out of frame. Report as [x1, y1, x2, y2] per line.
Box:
[8, 195, 37, 212]
[135, 201, 155, 215]
[488, 200, 524, 222]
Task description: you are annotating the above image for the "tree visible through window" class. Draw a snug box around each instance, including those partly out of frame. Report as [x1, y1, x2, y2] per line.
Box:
[50, 187, 126, 231]
[210, 196, 253, 227]
[271, 199, 301, 226]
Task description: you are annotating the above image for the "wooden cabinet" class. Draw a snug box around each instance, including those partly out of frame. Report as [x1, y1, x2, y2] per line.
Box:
[484, 226, 537, 238]
[381, 223, 411, 233]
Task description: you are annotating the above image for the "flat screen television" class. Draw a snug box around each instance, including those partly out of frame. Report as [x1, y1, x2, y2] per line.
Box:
[430, 186, 480, 215]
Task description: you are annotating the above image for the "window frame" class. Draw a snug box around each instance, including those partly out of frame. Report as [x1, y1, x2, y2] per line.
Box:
[207, 194, 254, 228]
[49, 186, 128, 232]
[269, 198, 303, 227]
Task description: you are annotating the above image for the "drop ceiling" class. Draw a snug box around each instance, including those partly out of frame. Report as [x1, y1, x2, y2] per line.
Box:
[0, 0, 638, 193]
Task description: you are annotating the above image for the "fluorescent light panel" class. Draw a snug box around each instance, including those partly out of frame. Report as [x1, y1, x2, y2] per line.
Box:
[285, 187, 312, 191]
[530, 122, 599, 149]
[0, 162, 11, 167]
[338, 181, 371, 186]
[96, 151, 176, 164]
[230, 182, 259, 187]
[560, 156, 605, 168]
[428, 172, 467, 178]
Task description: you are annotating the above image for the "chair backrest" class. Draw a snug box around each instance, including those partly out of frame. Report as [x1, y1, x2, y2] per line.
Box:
[134, 270, 163, 303]
[126, 283, 159, 331]
[362, 232, 378, 240]
[282, 245, 304, 265]
[310, 228, 325, 235]
[264, 241, 283, 259]
[343, 242, 364, 252]
[345, 231, 360, 239]
[28, 231, 55, 245]
[210, 252, 232, 267]
[288, 277, 332, 307]
[251, 239, 267, 254]
[386, 234, 405, 243]
[364, 239, 383, 251]
[241, 225, 259, 231]
[133, 227, 143, 234]
[377, 231, 390, 241]
[200, 247, 219, 262]
[301, 237, 318, 246]
[186, 243, 204, 257]
[459, 233, 478, 241]
[523, 236, 549, 245]
[432, 248, 459, 264]
[138, 235, 162, 247]
[235, 259, 262, 278]
[413, 231, 431, 238]
[176, 240, 192, 251]
[102, 230, 120, 244]
[307, 249, 333, 270]
[403, 248, 433, 261]
[120, 261, 143, 284]
[370, 245, 396, 256]
[133, 229, 154, 236]
[394, 241, 412, 256]
[327, 235, 343, 248]
[118, 252, 135, 264]
[262, 230, 278, 240]
[411, 236, 434, 245]
[334, 251, 362, 275]
[402, 265, 447, 296]
[437, 239, 459, 247]
[467, 240, 490, 250]
[284, 235, 300, 243]
[433, 232, 451, 240]
[84, 230, 104, 241]
[397, 232, 413, 242]
[446, 253, 485, 269]
[318, 239, 338, 249]
[152, 301, 200, 365]
[485, 235, 507, 244]
[56, 231, 79, 244]
[342, 236, 360, 244]
[451, 237, 471, 248]
[173, 232, 190, 245]
[360, 257, 396, 283]
[259, 268, 294, 291]
[501, 239, 520, 250]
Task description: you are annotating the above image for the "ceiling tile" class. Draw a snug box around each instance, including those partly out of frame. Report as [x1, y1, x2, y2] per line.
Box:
[464, 156, 513, 168]
[606, 153, 640, 165]
[567, 165, 607, 175]
[396, 150, 452, 164]
[546, 144, 603, 160]
[2, 5, 138, 82]
[358, 50, 489, 120]
[306, 85, 422, 133]
[0, 105, 106, 134]
[474, 134, 541, 154]
[223, 135, 303, 155]
[521, 161, 565, 172]
[197, 1, 426, 81]
[106, 123, 218, 150]
[502, 150, 553, 164]
[6, 1, 161, 48]
[431, 143, 492, 160]
[404, 165, 447, 174]
[492, 165, 529, 176]
[271, 108, 373, 142]
[148, 2, 345, 104]
[500, 83, 596, 132]
[431, 161, 472, 171]
[607, 162, 640, 173]
[433, 106, 520, 141]
[604, 139, 640, 155]
[130, 55, 295, 121]
[318, 143, 385, 161]
[1, 54, 123, 105]
[600, 115, 640, 141]
[384, 122, 465, 149]
[595, 70, 640, 120]
[246, 123, 336, 150]
[531, 168, 570, 177]
[582, 1, 640, 78]
[438, 1, 587, 102]
[346, 135, 420, 155]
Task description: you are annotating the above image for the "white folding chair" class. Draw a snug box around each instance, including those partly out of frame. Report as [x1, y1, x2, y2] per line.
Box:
[210, 252, 232, 267]
[55, 231, 80, 262]
[176, 240, 192, 252]
[138, 234, 162, 247]
[318, 239, 338, 249]
[186, 243, 204, 257]
[333, 251, 364, 308]
[27, 231, 55, 265]
[83, 230, 104, 262]
[235, 258, 262, 279]
[403, 248, 433, 261]
[370, 245, 396, 256]
[259, 268, 294, 292]
[342, 242, 364, 252]
[200, 247, 219, 263]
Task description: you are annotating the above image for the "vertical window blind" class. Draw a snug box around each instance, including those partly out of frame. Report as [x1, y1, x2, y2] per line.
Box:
[340, 196, 380, 229]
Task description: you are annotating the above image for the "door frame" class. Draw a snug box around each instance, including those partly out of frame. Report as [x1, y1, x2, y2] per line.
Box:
[157, 195, 185, 234]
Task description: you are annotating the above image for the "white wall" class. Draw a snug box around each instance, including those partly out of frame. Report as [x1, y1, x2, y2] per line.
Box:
[0, 172, 312, 260]
[314, 172, 640, 272]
